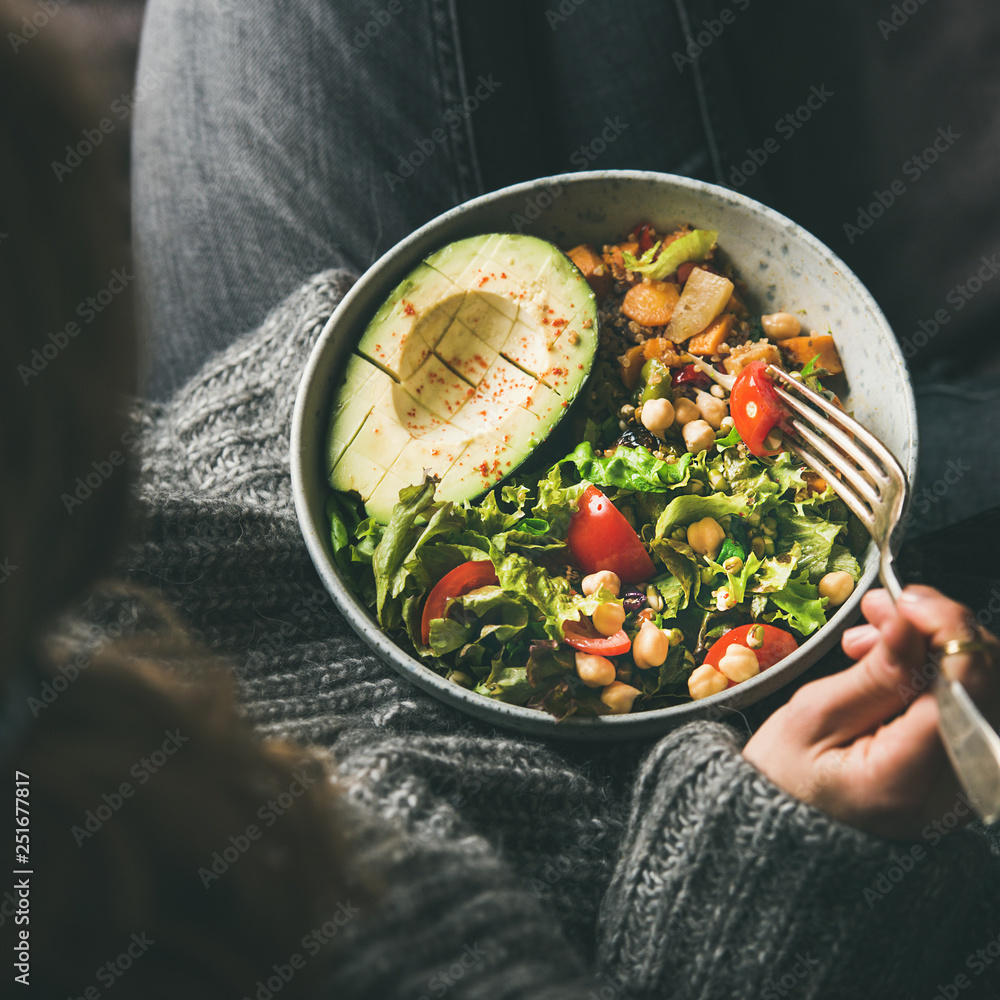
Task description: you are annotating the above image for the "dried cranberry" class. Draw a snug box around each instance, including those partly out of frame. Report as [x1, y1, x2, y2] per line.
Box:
[671, 364, 712, 391]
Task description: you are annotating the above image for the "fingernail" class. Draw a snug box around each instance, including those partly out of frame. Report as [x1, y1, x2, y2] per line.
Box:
[898, 589, 922, 604]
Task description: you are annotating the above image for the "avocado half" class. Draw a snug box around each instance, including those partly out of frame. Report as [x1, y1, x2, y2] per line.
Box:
[327, 233, 599, 523]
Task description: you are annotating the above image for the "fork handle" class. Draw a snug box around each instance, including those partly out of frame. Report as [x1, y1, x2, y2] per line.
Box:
[878, 546, 1000, 823]
[934, 677, 1000, 825]
[879, 548, 903, 602]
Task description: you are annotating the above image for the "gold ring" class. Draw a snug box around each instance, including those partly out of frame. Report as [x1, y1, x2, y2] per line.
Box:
[937, 638, 997, 662]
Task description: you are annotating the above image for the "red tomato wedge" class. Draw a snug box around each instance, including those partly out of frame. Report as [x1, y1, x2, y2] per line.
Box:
[704, 623, 798, 686]
[729, 360, 790, 457]
[562, 616, 631, 656]
[566, 485, 656, 584]
[420, 560, 498, 645]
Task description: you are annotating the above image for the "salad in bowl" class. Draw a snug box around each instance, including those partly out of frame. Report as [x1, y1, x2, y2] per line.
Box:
[322, 221, 868, 721]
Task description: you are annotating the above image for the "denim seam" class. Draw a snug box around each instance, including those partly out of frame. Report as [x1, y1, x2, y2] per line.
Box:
[428, 0, 484, 205]
[672, 0, 725, 185]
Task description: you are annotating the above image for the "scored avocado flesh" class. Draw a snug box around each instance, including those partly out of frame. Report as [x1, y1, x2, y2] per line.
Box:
[327, 233, 598, 522]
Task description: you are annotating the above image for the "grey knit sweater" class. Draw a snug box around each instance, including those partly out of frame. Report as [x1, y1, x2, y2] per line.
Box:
[124, 270, 1000, 1000]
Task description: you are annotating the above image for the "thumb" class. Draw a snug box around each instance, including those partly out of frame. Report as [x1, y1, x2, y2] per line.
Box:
[792, 609, 928, 745]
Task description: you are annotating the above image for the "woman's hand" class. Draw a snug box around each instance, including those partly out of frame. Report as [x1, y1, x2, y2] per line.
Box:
[743, 585, 1000, 840]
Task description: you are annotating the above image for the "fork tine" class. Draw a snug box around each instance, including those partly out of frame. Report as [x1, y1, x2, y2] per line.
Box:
[767, 365, 906, 481]
[784, 439, 876, 529]
[788, 418, 882, 507]
[769, 382, 888, 486]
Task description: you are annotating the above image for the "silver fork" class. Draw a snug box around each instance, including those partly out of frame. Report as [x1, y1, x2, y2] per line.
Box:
[767, 364, 1000, 825]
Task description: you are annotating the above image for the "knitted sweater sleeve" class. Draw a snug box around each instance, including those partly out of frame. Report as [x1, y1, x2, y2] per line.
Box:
[132, 271, 1000, 1000]
[598, 723, 1000, 1000]
[318, 721, 999, 1000]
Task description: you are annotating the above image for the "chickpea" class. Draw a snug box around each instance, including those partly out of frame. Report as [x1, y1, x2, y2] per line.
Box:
[760, 311, 801, 340]
[640, 397, 675, 439]
[581, 570, 621, 598]
[686, 516, 725, 559]
[695, 390, 728, 430]
[818, 570, 855, 607]
[592, 601, 626, 636]
[688, 663, 728, 700]
[632, 619, 670, 669]
[710, 384, 726, 399]
[682, 419, 716, 455]
[576, 652, 617, 688]
[601, 680, 641, 715]
[717, 644, 760, 683]
[674, 397, 700, 426]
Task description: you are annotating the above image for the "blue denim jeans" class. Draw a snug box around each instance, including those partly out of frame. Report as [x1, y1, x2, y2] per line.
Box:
[132, 0, 729, 400]
[132, 0, 999, 534]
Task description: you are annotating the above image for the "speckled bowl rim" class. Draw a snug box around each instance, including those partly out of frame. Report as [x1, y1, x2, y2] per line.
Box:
[290, 169, 917, 741]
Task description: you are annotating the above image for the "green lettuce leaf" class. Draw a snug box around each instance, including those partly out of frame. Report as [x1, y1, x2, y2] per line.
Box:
[774, 508, 841, 582]
[428, 616, 473, 656]
[721, 448, 783, 507]
[652, 574, 687, 620]
[475, 659, 534, 704]
[373, 478, 440, 625]
[761, 452, 810, 496]
[715, 425, 742, 449]
[564, 441, 692, 492]
[634, 643, 694, 700]
[653, 492, 751, 539]
[751, 542, 801, 594]
[767, 576, 828, 635]
[527, 679, 610, 722]
[489, 548, 599, 640]
[457, 586, 531, 644]
[531, 463, 588, 538]
[649, 537, 701, 608]
[622, 229, 718, 281]
[524, 640, 575, 690]
[828, 543, 862, 581]
[465, 489, 523, 537]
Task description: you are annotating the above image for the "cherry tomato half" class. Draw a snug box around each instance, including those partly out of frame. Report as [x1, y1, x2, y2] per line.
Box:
[562, 616, 631, 656]
[704, 623, 798, 686]
[567, 485, 656, 584]
[420, 560, 498, 645]
[729, 360, 790, 457]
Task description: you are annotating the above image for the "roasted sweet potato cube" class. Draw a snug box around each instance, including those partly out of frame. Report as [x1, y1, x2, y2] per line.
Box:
[687, 314, 734, 356]
[567, 244, 612, 301]
[619, 344, 645, 390]
[780, 334, 843, 375]
[602, 241, 639, 275]
[642, 336, 682, 367]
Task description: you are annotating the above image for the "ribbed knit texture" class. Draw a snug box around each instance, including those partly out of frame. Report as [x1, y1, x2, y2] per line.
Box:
[114, 270, 999, 999]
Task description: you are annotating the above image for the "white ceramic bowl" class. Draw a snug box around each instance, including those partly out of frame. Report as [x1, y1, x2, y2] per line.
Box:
[290, 170, 917, 740]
